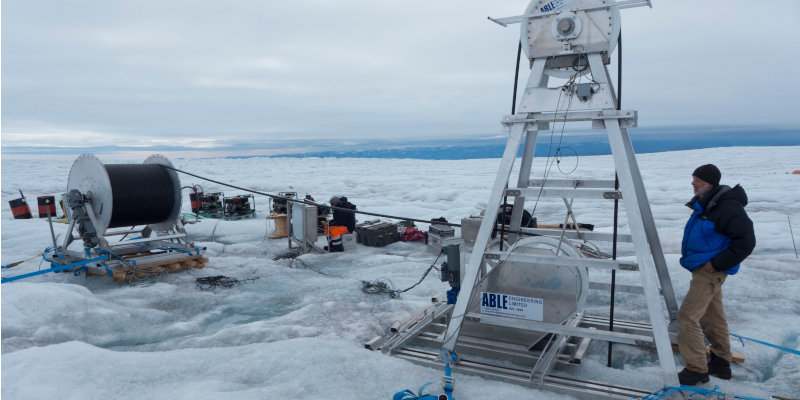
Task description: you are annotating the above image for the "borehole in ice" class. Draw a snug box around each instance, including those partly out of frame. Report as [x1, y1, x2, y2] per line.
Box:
[762, 333, 799, 382]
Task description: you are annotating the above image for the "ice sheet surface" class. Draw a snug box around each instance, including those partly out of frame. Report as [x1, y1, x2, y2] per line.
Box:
[2, 146, 799, 399]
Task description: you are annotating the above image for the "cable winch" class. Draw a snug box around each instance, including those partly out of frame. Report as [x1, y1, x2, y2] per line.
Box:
[44, 154, 206, 279]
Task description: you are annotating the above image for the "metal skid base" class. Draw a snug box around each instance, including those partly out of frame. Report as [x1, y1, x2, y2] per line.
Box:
[47, 217, 207, 280]
[369, 301, 655, 400]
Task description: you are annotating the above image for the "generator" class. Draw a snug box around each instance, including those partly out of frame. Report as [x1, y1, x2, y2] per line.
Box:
[272, 191, 297, 215]
[198, 192, 225, 218]
[223, 194, 256, 220]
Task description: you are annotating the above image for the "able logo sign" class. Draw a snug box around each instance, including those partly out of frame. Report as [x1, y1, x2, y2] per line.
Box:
[480, 292, 544, 321]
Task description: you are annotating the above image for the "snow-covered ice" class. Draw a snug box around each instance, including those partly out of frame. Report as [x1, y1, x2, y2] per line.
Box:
[2, 146, 799, 399]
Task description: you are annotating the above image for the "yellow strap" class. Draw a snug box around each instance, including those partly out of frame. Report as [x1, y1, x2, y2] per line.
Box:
[6, 254, 41, 268]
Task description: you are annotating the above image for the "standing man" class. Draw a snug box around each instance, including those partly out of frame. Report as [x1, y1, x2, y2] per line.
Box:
[327, 196, 356, 252]
[677, 164, 756, 385]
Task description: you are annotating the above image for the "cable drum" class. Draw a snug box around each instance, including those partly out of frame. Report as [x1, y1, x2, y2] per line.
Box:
[67, 154, 182, 236]
[104, 164, 175, 228]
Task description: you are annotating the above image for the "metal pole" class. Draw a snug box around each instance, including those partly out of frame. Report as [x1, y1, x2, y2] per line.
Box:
[500, 195, 507, 251]
[287, 203, 293, 249]
[46, 199, 58, 248]
[608, 31, 621, 368]
[501, 41, 522, 252]
[790, 215, 798, 259]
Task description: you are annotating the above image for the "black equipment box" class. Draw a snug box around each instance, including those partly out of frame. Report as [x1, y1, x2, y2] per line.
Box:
[355, 221, 398, 247]
[429, 224, 455, 237]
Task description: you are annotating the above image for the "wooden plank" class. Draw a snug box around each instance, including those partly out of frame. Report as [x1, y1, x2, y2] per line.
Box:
[126, 254, 202, 271]
[671, 344, 745, 363]
[122, 251, 168, 259]
[109, 255, 208, 282]
[86, 268, 109, 277]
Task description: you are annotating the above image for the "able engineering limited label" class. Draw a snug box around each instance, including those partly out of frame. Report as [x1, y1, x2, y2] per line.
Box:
[480, 292, 544, 321]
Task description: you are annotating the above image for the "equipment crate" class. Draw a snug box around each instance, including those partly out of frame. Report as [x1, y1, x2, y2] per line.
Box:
[355, 221, 398, 247]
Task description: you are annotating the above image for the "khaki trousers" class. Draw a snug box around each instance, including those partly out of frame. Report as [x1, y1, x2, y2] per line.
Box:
[677, 267, 732, 373]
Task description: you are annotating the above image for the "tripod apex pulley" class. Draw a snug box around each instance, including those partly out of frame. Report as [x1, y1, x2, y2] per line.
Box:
[488, 0, 651, 79]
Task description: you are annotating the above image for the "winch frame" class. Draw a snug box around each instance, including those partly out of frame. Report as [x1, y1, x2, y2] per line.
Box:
[45, 154, 205, 278]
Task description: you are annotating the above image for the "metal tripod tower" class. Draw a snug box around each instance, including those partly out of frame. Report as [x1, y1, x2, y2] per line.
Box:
[442, 0, 682, 390]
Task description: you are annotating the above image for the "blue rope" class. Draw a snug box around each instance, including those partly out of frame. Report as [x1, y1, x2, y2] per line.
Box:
[2, 255, 108, 283]
[95, 248, 136, 265]
[441, 348, 458, 400]
[392, 382, 437, 400]
[637, 385, 766, 400]
[730, 333, 800, 356]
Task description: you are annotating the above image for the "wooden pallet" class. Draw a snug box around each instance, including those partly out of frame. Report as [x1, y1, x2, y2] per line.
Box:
[78, 254, 209, 282]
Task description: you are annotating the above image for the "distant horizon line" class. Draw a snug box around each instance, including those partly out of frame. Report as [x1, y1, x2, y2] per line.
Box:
[1, 126, 798, 160]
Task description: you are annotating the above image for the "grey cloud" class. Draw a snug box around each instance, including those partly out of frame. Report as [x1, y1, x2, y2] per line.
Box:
[2, 0, 798, 152]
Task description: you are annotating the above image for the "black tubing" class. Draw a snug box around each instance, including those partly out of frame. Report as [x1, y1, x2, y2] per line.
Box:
[608, 30, 622, 369]
[104, 164, 175, 228]
[164, 165, 546, 238]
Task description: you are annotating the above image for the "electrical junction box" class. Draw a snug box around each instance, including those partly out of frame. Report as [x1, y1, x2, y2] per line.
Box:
[290, 203, 318, 247]
[428, 232, 464, 255]
[576, 83, 593, 102]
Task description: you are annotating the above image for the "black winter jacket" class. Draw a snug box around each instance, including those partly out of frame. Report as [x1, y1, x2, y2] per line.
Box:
[330, 199, 357, 233]
[680, 184, 756, 273]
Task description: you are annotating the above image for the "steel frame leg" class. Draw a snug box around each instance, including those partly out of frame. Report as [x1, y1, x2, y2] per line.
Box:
[508, 60, 548, 243]
[605, 119, 679, 387]
[442, 123, 525, 352]
[597, 60, 679, 319]
[617, 128, 679, 319]
[508, 129, 539, 243]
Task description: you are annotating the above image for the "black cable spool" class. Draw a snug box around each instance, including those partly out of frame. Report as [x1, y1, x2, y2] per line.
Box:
[104, 164, 175, 228]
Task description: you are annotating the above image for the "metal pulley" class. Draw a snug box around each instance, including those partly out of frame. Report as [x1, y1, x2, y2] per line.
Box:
[519, 0, 622, 78]
[553, 12, 581, 39]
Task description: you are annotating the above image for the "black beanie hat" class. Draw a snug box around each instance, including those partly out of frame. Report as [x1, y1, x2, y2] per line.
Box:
[693, 164, 721, 187]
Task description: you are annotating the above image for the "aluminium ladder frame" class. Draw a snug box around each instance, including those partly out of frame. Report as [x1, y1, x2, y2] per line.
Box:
[441, 53, 682, 390]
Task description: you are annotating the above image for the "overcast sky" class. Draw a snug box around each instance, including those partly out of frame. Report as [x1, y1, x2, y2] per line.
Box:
[2, 0, 799, 156]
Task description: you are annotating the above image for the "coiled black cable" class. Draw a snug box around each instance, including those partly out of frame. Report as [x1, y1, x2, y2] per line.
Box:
[104, 164, 175, 228]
